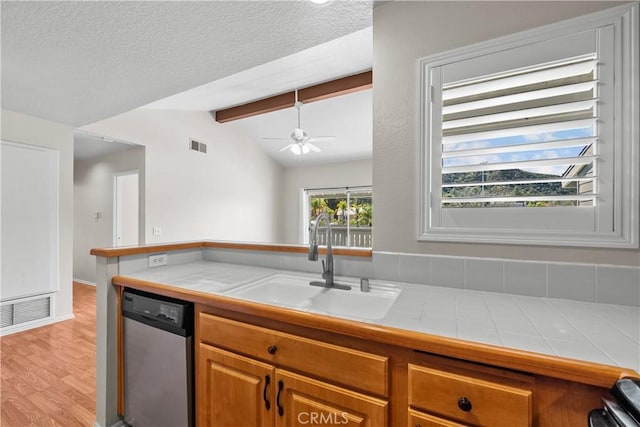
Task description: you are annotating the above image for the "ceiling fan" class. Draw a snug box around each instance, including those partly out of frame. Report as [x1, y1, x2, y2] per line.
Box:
[261, 90, 336, 155]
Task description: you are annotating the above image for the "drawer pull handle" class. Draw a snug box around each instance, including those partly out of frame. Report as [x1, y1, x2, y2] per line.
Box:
[277, 380, 284, 416]
[267, 345, 278, 355]
[263, 375, 271, 410]
[458, 396, 472, 412]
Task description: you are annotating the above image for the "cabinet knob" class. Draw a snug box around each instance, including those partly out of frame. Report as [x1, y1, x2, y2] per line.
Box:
[267, 345, 277, 355]
[457, 396, 472, 412]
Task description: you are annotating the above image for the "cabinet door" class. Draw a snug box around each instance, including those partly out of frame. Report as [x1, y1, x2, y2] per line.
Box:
[198, 344, 275, 427]
[275, 369, 387, 427]
[409, 409, 468, 427]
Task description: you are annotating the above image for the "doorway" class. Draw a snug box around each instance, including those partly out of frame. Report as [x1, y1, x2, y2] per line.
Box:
[114, 171, 139, 247]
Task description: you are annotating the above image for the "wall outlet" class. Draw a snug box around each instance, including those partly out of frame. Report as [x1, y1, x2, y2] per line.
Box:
[148, 253, 167, 268]
[153, 227, 162, 236]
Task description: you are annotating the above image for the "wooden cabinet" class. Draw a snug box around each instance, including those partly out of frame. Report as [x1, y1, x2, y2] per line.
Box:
[408, 409, 467, 427]
[408, 359, 533, 427]
[114, 286, 617, 427]
[197, 313, 389, 427]
[277, 370, 387, 427]
[199, 312, 388, 396]
[198, 344, 275, 427]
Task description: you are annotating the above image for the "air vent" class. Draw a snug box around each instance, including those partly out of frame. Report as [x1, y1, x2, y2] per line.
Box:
[1, 305, 13, 328]
[189, 138, 207, 154]
[1, 295, 52, 330]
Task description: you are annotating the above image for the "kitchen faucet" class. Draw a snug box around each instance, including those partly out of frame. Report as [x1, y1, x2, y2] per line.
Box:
[308, 213, 351, 290]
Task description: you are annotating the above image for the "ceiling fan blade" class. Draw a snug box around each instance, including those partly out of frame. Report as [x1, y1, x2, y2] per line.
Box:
[306, 136, 336, 142]
[262, 137, 293, 142]
[306, 142, 322, 153]
[279, 143, 294, 152]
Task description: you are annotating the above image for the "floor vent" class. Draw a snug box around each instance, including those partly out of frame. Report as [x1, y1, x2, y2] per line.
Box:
[1, 295, 52, 328]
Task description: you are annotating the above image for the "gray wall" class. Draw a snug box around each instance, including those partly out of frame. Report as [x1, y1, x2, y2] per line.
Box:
[372, 1, 639, 266]
[73, 146, 145, 283]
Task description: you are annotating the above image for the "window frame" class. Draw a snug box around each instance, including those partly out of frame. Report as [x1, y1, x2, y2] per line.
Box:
[418, 3, 639, 248]
[302, 186, 373, 248]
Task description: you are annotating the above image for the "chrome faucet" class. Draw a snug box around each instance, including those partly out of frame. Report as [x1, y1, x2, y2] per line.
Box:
[308, 213, 351, 290]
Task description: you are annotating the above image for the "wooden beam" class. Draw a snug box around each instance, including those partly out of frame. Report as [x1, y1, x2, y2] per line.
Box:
[215, 92, 295, 123]
[213, 70, 372, 123]
[298, 71, 372, 104]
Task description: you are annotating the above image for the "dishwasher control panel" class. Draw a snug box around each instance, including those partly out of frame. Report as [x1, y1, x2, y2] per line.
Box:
[122, 289, 189, 328]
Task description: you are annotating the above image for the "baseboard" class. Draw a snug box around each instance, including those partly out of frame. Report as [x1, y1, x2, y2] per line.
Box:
[74, 279, 97, 286]
[94, 420, 127, 427]
[0, 313, 75, 337]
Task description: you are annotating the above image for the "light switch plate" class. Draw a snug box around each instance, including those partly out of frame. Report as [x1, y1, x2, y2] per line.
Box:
[148, 253, 167, 268]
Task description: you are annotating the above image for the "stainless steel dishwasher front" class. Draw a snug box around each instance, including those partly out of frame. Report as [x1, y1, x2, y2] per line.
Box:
[122, 289, 193, 427]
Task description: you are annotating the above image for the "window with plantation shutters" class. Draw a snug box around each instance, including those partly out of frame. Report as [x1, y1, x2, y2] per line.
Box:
[441, 56, 598, 208]
[419, 3, 639, 248]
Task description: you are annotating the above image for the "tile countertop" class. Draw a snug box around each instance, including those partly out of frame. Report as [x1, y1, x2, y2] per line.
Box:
[125, 260, 640, 375]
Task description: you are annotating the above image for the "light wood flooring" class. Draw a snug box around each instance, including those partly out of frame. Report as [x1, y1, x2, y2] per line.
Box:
[1, 282, 96, 426]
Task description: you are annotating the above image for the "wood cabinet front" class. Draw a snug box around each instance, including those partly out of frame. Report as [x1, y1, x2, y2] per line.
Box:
[408, 409, 467, 427]
[190, 305, 613, 427]
[199, 312, 388, 396]
[197, 312, 389, 427]
[198, 344, 275, 427]
[276, 370, 388, 427]
[409, 363, 532, 427]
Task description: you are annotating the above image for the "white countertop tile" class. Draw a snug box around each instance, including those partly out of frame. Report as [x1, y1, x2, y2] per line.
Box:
[123, 260, 640, 374]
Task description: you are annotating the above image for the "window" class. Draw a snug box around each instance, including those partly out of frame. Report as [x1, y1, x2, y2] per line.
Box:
[303, 186, 372, 248]
[419, 4, 639, 248]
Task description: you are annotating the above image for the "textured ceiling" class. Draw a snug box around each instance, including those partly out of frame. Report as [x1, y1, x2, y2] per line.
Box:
[1, 1, 373, 127]
[144, 27, 372, 112]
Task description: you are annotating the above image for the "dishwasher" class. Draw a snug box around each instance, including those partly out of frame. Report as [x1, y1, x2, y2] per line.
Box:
[122, 289, 194, 427]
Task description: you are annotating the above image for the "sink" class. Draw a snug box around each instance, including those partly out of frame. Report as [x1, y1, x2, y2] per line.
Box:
[227, 275, 324, 306]
[302, 286, 400, 319]
[227, 274, 401, 320]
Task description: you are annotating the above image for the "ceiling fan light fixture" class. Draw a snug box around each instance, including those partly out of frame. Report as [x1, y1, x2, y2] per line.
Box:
[293, 127, 305, 140]
[301, 144, 310, 154]
[290, 144, 302, 155]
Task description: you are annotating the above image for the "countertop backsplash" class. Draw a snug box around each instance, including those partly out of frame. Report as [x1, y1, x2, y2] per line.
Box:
[117, 246, 640, 307]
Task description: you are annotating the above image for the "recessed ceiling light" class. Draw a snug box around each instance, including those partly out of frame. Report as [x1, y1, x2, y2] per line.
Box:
[308, 0, 333, 5]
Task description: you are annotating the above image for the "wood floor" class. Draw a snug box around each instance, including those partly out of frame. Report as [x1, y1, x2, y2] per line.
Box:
[1, 282, 96, 426]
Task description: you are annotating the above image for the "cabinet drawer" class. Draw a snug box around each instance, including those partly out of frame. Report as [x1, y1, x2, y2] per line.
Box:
[409, 409, 467, 427]
[199, 312, 388, 396]
[408, 364, 532, 427]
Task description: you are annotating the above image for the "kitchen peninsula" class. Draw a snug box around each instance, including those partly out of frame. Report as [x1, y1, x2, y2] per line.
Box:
[92, 241, 640, 427]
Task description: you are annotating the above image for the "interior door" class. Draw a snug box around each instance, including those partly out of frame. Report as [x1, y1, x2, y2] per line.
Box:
[114, 172, 139, 247]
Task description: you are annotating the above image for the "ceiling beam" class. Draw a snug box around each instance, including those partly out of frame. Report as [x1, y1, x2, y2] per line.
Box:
[214, 70, 372, 123]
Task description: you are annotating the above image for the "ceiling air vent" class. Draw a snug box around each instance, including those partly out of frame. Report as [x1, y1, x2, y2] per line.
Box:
[189, 138, 207, 154]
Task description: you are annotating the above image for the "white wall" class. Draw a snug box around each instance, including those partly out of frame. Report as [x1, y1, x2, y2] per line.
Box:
[74, 147, 145, 283]
[373, 1, 639, 266]
[281, 159, 372, 244]
[1, 109, 74, 320]
[82, 109, 283, 244]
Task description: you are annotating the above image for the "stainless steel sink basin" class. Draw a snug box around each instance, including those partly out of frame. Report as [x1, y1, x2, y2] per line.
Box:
[226, 274, 401, 320]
